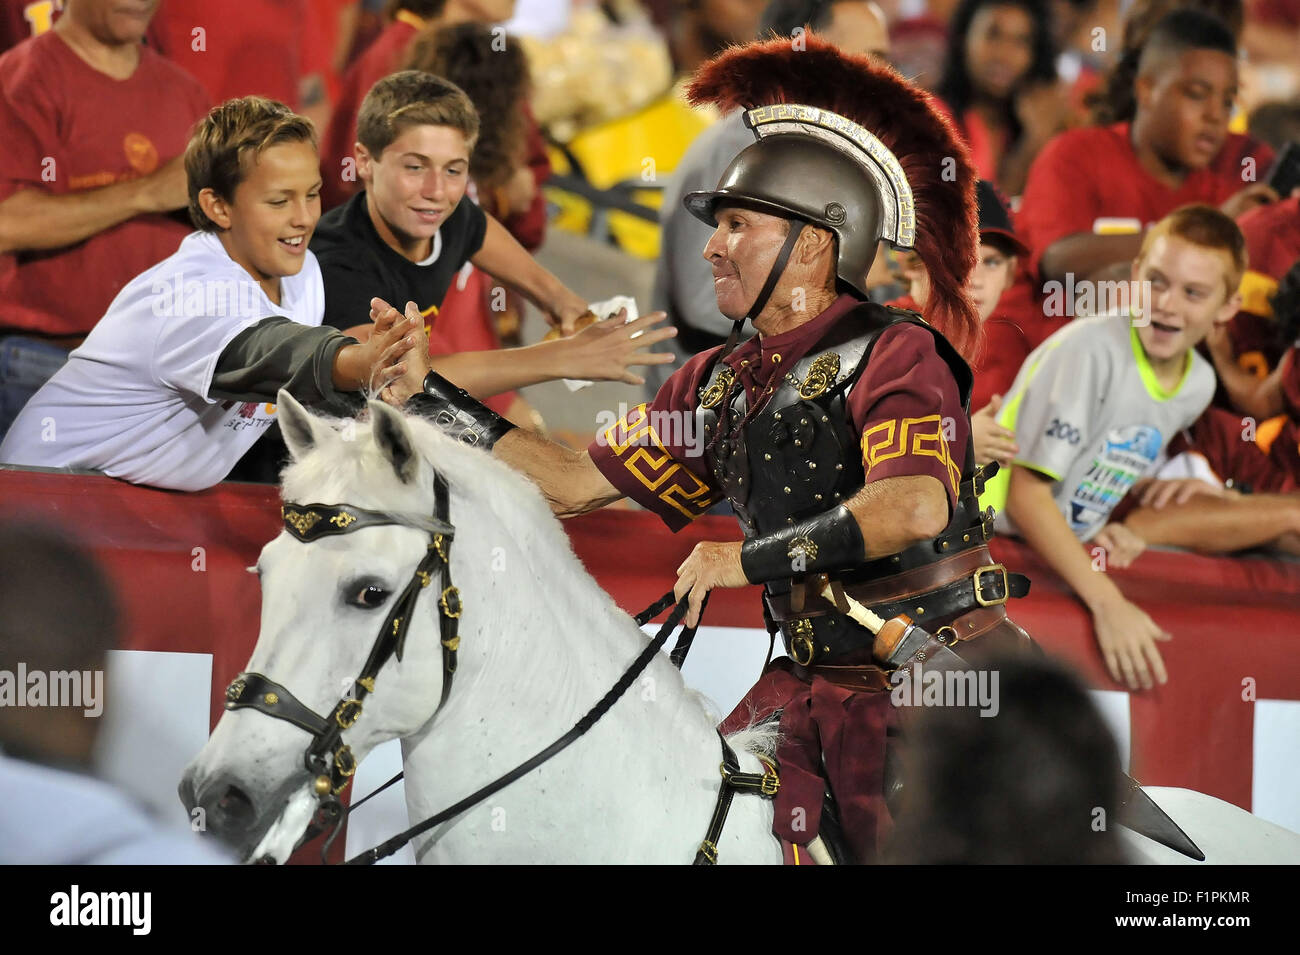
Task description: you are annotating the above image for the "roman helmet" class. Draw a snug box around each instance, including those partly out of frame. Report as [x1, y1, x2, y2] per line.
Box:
[683, 36, 981, 359]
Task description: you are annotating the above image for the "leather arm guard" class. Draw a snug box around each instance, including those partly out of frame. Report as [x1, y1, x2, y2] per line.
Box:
[405, 371, 517, 450]
[740, 505, 866, 584]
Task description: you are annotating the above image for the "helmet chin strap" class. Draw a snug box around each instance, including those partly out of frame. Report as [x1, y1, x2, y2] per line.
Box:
[719, 218, 806, 360]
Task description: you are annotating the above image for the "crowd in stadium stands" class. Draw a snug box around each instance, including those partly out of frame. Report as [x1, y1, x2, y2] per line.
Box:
[0, 0, 1298, 674]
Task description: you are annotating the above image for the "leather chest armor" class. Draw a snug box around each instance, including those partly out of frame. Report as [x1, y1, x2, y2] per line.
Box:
[695, 301, 1013, 663]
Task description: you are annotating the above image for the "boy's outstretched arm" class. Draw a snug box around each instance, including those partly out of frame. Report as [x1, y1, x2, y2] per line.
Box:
[1006, 464, 1171, 691]
[371, 303, 626, 519]
[209, 305, 416, 408]
[470, 214, 589, 334]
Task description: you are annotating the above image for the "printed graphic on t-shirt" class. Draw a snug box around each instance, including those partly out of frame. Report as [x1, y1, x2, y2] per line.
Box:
[221, 401, 276, 433]
[1068, 424, 1162, 534]
[123, 133, 159, 174]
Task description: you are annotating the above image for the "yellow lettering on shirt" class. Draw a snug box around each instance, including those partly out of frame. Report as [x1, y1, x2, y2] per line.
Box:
[23, 0, 61, 35]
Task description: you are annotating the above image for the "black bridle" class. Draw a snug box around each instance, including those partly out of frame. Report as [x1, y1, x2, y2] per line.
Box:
[223, 475, 461, 849]
[222, 474, 772, 865]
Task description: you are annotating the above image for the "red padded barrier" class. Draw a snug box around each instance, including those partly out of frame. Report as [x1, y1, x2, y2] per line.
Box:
[3, 469, 1297, 817]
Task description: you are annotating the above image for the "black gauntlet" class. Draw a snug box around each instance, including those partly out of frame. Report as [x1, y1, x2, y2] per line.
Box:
[406, 371, 517, 449]
[740, 505, 866, 584]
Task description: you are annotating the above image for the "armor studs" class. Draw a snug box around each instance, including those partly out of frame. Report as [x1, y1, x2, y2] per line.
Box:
[764, 453, 772, 461]
[783, 486, 791, 494]
[835, 463, 843, 471]
[774, 412, 781, 420]
[814, 494, 822, 501]
[809, 462, 816, 469]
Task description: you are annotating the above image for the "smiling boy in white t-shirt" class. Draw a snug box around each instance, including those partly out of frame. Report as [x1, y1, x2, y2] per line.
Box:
[0, 97, 415, 491]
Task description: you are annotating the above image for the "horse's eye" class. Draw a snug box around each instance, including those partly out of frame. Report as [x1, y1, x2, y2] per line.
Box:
[350, 585, 389, 609]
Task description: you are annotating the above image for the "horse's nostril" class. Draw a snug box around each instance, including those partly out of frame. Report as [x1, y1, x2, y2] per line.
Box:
[209, 784, 256, 833]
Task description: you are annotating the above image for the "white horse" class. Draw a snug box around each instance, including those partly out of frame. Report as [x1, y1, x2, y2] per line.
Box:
[180, 394, 1300, 865]
[181, 394, 783, 864]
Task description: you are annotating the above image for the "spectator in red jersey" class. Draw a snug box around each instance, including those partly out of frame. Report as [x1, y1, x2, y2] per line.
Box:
[1020, 9, 1277, 286]
[0, 0, 208, 437]
[1085, 0, 1274, 186]
[0, 0, 62, 53]
[147, 0, 338, 132]
[933, 0, 1065, 197]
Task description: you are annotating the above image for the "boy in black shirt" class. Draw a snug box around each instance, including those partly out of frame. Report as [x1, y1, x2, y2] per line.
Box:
[311, 70, 674, 396]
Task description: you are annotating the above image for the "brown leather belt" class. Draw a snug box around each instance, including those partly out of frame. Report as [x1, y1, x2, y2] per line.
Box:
[767, 545, 1004, 622]
[785, 605, 1013, 694]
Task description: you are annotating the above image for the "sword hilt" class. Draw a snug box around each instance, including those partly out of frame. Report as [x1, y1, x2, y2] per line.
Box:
[817, 579, 922, 665]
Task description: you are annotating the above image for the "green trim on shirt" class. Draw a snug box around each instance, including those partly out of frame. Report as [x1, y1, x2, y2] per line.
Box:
[979, 344, 1065, 513]
[1130, 323, 1192, 402]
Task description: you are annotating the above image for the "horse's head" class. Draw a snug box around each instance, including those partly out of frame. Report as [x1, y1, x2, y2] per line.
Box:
[180, 392, 493, 863]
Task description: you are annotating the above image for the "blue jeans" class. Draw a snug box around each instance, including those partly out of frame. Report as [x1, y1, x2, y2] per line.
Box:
[0, 336, 71, 442]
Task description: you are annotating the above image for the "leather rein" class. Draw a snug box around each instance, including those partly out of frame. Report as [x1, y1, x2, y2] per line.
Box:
[221, 479, 769, 865]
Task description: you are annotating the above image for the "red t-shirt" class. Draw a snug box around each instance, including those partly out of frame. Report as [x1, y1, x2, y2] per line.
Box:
[0, 31, 209, 336]
[1212, 131, 1274, 187]
[1018, 122, 1240, 278]
[0, 0, 61, 54]
[148, 0, 313, 108]
[589, 295, 969, 531]
[428, 264, 517, 417]
[1240, 196, 1300, 283]
[320, 15, 420, 211]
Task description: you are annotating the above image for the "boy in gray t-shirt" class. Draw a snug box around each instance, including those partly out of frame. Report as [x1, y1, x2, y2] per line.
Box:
[981, 205, 1246, 692]
[985, 313, 1216, 542]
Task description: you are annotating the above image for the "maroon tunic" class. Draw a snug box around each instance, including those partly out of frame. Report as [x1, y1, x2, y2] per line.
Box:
[588, 295, 971, 860]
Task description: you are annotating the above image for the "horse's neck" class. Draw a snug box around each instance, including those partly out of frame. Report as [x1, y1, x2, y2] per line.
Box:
[397, 511, 778, 863]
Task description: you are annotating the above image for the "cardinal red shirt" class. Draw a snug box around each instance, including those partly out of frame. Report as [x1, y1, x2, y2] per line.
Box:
[1018, 122, 1240, 278]
[148, 0, 312, 108]
[0, 31, 209, 337]
[589, 295, 969, 531]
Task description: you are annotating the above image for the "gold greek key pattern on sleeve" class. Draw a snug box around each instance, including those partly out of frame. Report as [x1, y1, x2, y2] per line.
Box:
[603, 404, 720, 521]
[861, 414, 961, 495]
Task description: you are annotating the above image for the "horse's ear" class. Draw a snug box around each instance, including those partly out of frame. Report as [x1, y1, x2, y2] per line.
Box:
[368, 399, 419, 483]
[278, 389, 326, 460]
